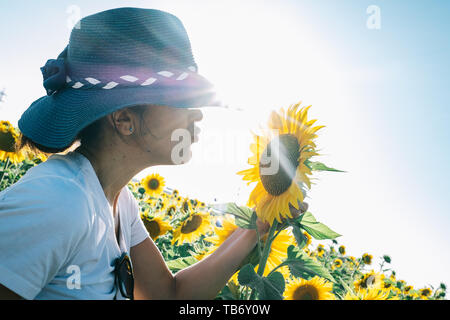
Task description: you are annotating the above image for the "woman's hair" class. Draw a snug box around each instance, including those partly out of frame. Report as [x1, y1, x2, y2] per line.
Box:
[18, 104, 150, 155]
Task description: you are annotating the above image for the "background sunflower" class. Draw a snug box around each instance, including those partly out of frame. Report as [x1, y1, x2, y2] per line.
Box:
[345, 288, 396, 300]
[142, 212, 172, 241]
[0, 120, 26, 164]
[204, 214, 239, 255]
[284, 276, 335, 300]
[141, 173, 165, 196]
[172, 212, 212, 245]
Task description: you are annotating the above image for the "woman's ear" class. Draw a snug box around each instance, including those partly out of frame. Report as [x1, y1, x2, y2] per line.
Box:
[109, 108, 134, 136]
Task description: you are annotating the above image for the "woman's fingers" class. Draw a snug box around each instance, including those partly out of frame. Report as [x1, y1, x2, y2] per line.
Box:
[253, 201, 309, 235]
[288, 201, 309, 219]
[256, 218, 270, 236]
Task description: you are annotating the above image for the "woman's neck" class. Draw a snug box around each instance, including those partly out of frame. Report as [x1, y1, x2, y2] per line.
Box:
[74, 145, 142, 207]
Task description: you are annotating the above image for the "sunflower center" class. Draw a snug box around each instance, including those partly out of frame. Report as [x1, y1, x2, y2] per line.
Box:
[181, 215, 202, 234]
[259, 134, 300, 196]
[293, 285, 319, 300]
[167, 206, 176, 216]
[182, 201, 190, 212]
[144, 220, 160, 239]
[0, 130, 17, 152]
[421, 289, 431, 296]
[147, 178, 160, 190]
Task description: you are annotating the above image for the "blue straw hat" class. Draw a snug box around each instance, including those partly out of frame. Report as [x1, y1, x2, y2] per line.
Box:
[18, 7, 224, 149]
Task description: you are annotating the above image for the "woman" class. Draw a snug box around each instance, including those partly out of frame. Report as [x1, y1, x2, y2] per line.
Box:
[0, 7, 303, 300]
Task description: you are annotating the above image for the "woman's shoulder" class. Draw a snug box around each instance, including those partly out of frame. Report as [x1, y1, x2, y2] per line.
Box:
[2, 151, 86, 194]
[2, 155, 86, 198]
[0, 155, 92, 226]
[117, 185, 140, 215]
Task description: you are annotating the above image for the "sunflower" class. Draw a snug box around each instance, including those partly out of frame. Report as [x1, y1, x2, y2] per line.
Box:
[404, 285, 413, 293]
[362, 253, 373, 265]
[165, 203, 178, 217]
[141, 173, 165, 196]
[333, 258, 343, 269]
[284, 276, 335, 300]
[204, 214, 239, 255]
[382, 280, 393, 290]
[354, 270, 385, 291]
[191, 198, 200, 209]
[172, 212, 212, 245]
[345, 288, 397, 300]
[419, 288, 432, 298]
[0, 120, 27, 164]
[237, 102, 323, 225]
[316, 244, 325, 257]
[338, 245, 346, 255]
[180, 197, 193, 213]
[141, 212, 172, 241]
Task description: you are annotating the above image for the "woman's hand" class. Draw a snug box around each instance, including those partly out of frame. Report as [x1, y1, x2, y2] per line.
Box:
[254, 201, 309, 236]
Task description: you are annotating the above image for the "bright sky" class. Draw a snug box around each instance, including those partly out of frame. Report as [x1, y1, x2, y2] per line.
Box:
[1, 0, 449, 291]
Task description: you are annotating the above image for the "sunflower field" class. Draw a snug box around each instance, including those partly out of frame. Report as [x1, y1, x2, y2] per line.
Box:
[0, 102, 447, 300]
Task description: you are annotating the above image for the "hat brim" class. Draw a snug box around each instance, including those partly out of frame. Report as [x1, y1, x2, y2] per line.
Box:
[19, 74, 225, 149]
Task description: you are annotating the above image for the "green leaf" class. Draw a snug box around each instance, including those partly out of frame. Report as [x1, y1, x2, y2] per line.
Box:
[215, 284, 239, 300]
[237, 264, 285, 300]
[297, 212, 341, 240]
[264, 272, 285, 299]
[305, 160, 345, 172]
[339, 278, 355, 296]
[166, 256, 198, 273]
[237, 264, 260, 286]
[258, 279, 284, 300]
[225, 203, 257, 229]
[286, 245, 336, 283]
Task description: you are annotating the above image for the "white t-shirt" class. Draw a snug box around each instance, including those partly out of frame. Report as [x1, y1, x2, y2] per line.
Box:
[0, 151, 149, 299]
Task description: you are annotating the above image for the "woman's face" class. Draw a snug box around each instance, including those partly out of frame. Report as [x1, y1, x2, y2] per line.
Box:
[136, 105, 203, 165]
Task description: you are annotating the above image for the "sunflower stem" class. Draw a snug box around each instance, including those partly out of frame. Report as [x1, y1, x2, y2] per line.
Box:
[266, 261, 288, 278]
[248, 220, 279, 300]
[271, 224, 286, 243]
[256, 220, 279, 277]
[351, 258, 362, 279]
[0, 157, 11, 188]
